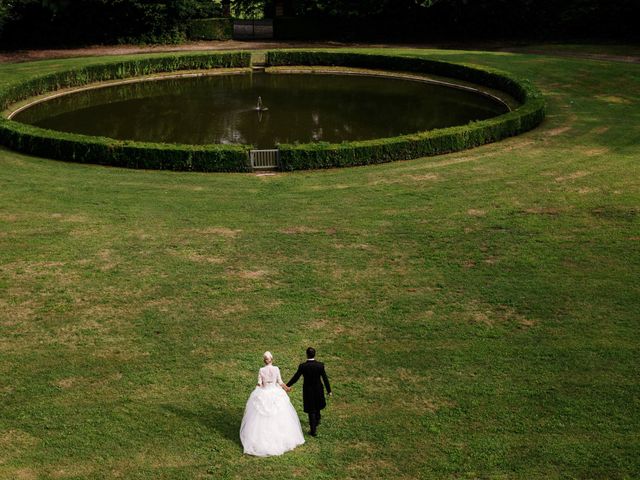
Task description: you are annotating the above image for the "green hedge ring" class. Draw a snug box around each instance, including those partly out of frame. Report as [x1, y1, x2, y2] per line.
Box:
[0, 50, 545, 172]
[0, 52, 254, 172]
[266, 51, 546, 171]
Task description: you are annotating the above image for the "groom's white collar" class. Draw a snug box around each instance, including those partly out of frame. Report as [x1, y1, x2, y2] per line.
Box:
[307, 358, 315, 361]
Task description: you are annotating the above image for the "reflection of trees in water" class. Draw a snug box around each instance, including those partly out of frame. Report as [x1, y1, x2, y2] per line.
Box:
[248, 74, 506, 145]
[16, 73, 507, 148]
[18, 75, 252, 123]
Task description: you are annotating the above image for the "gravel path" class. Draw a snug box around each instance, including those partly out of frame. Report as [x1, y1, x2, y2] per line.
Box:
[0, 40, 363, 63]
[1, 40, 638, 64]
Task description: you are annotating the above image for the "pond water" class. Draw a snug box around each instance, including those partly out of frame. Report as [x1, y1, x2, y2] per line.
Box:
[14, 73, 509, 148]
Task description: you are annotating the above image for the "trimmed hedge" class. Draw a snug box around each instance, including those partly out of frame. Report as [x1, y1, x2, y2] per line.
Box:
[0, 50, 545, 172]
[0, 121, 250, 172]
[0, 52, 253, 172]
[188, 18, 233, 41]
[265, 51, 546, 171]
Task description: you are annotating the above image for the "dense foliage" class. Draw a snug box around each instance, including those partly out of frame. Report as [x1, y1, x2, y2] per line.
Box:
[0, 0, 637, 47]
[287, 0, 435, 17]
[188, 17, 233, 40]
[420, 0, 639, 40]
[0, 0, 223, 46]
[274, 0, 639, 40]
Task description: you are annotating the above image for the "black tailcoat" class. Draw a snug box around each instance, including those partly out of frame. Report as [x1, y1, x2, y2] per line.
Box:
[287, 360, 331, 413]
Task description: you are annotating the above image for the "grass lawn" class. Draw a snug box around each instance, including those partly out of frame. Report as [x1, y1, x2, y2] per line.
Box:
[0, 47, 639, 479]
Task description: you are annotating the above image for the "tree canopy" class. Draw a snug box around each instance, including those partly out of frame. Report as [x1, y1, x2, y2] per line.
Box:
[0, 0, 637, 47]
[0, 0, 222, 45]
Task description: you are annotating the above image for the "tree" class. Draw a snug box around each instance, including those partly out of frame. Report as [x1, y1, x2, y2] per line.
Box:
[232, 0, 265, 18]
[0, 0, 223, 46]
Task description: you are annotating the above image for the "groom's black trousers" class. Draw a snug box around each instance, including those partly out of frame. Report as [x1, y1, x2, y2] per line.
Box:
[308, 411, 321, 433]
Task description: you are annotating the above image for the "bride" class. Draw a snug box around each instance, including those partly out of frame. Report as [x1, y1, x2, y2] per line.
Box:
[240, 352, 305, 456]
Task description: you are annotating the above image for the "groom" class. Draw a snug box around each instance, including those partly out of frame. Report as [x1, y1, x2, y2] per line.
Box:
[287, 347, 332, 437]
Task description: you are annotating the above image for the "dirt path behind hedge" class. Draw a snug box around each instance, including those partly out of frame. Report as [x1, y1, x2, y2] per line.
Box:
[0, 40, 357, 63]
[1, 39, 639, 64]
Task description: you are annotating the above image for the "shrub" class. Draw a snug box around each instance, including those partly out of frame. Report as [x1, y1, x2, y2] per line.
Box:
[0, 52, 251, 111]
[188, 18, 233, 41]
[265, 51, 545, 171]
[0, 0, 224, 47]
[0, 50, 545, 173]
[0, 52, 252, 172]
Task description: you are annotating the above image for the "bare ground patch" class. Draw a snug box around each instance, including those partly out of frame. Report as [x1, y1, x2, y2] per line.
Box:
[547, 126, 572, 137]
[191, 227, 242, 238]
[1, 261, 82, 299]
[79, 303, 129, 321]
[228, 269, 269, 279]
[50, 213, 90, 223]
[574, 186, 601, 194]
[52, 373, 123, 391]
[0, 430, 40, 465]
[582, 147, 610, 157]
[483, 256, 499, 265]
[369, 172, 442, 186]
[0, 213, 19, 222]
[95, 249, 120, 271]
[462, 259, 476, 269]
[49, 463, 96, 479]
[53, 319, 113, 349]
[54, 377, 79, 389]
[168, 248, 225, 265]
[6, 468, 38, 480]
[346, 458, 401, 478]
[184, 251, 225, 264]
[131, 229, 153, 241]
[142, 298, 174, 314]
[555, 171, 591, 182]
[466, 302, 538, 328]
[0, 297, 38, 324]
[68, 225, 107, 238]
[279, 226, 320, 234]
[523, 207, 565, 215]
[467, 209, 486, 217]
[595, 95, 633, 105]
[574, 146, 610, 157]
[405, 173, 440, 182]
[210, 300, 249, 316]
[307, 183, 353, 191]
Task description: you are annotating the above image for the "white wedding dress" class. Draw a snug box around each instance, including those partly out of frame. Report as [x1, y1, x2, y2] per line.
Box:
[240, 364, 305, 456]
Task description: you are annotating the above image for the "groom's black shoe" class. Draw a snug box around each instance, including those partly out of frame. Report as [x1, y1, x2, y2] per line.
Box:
[309, 430, 317, 437]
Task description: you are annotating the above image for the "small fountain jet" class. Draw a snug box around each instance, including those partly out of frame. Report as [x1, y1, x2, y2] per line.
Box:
[255, 96, 269, 112]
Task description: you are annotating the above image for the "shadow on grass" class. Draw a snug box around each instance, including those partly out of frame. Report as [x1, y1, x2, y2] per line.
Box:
[162, 404, 244, 447]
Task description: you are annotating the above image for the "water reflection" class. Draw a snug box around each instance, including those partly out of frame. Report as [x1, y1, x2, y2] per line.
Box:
[15, 73, 508, 148]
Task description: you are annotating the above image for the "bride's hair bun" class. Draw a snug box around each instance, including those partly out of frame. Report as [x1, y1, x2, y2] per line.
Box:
[263, 351, 273, 363]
